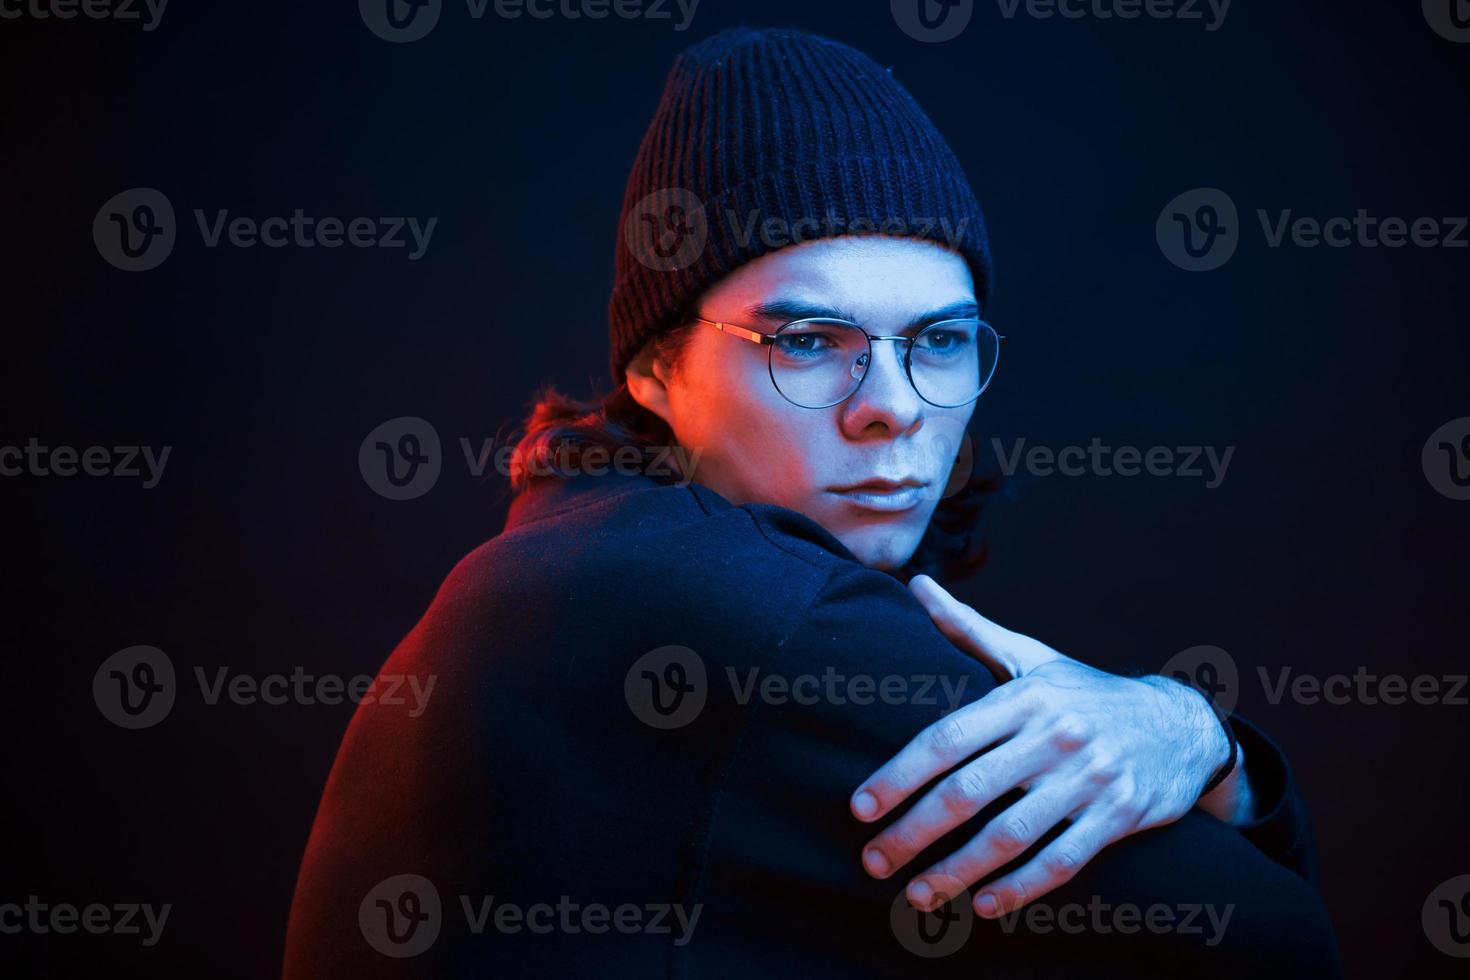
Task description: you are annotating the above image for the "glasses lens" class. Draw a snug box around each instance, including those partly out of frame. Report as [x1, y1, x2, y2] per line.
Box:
[769, 319, 870, 408]
[909, 319, 999, 407]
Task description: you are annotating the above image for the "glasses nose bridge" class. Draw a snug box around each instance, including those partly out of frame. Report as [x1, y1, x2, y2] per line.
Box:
[850, 332, 918, 402]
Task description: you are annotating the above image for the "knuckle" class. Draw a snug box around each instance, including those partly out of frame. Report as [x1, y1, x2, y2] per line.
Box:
[1044, 845, 1085, 877]
[1120, 798, 1146, 823]
[1112, 774, 1140, 802]
[886, 826, 923, 858]
[1107, 790, 1144, 825]
[948, 768, 992, 810]
[928, 717, 967, 756]
[1051, 712, 1092, 749]
[991, 816, 1032, 855]
[1006, 877, 1031, 909]
[1085, 750, 1121, 785]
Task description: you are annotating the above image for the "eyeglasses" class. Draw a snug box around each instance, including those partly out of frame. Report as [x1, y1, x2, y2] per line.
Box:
[693, 315, 1005, 410]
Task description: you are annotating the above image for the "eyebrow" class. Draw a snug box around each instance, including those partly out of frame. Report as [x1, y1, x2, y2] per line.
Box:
[744, 298, 980, 332]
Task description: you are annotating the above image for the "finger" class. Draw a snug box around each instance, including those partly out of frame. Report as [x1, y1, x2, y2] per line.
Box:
[971, 808, 1123, 919]
[908, 574, 1018, 679]
[902, 774, 1090, 910]
[909, 575, 1064, 679]
[861, 732, 1057, 880]
[851, 686, 1032, 823]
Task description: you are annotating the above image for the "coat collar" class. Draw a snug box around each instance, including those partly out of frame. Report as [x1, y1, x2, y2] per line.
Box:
[503, 469, 679, 531]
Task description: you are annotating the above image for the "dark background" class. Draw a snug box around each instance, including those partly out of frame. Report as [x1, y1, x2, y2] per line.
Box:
[3, 1, 1467, 976]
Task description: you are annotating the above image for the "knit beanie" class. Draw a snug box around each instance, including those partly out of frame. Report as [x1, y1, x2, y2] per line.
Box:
[608, 26, 993, 385]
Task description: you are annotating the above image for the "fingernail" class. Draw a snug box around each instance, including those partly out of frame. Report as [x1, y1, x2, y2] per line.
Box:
[976, 893, 999, 918]
[907, 880, 934, 910]
[862, 848, 890, 877]
[852, 791, 879, 819]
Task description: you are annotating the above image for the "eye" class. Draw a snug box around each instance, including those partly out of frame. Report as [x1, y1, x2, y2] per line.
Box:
[774, 329, 841, 358]
[914, 328, 971, 355]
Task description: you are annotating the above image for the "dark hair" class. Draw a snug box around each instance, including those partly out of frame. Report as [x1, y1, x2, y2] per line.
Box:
[507, 325, 999, 585]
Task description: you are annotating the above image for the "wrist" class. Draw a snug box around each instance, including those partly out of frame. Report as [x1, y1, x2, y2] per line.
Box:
[1141, 674, 1231, 795]
[1199, 736, 1253, 824]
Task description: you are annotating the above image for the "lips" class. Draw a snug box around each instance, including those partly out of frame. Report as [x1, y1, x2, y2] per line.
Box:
[827, 478, 931, 513]
[828, 477, 927, 493]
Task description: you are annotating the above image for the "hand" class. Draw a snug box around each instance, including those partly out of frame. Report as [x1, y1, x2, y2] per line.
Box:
[849, 575, 1236, 919]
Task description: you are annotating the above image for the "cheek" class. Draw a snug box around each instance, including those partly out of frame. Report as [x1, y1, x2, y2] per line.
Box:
[671, 348, 821, 502]
[720, 405, 823, 504]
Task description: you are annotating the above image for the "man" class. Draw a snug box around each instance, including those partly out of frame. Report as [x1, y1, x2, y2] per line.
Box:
[284, 26, 1339, 977]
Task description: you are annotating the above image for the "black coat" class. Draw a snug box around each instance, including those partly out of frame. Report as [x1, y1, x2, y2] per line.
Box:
[283, 470, 1341, 978]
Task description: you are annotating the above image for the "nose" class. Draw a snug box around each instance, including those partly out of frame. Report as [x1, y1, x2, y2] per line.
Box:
[839, 339, 923, 437]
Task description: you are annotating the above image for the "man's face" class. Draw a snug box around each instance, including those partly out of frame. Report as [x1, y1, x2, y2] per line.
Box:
[638, 236, 980, 571]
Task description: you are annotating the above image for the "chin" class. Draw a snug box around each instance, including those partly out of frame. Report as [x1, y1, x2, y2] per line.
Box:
[835, 524, 923, 572]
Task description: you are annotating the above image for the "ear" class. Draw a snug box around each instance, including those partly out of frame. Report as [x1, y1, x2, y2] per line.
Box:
[624, 337, 676, 429]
